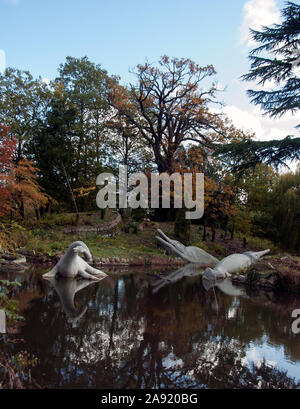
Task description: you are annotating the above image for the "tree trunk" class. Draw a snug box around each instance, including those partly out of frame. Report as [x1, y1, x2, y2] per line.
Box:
[202, 221, 207, 241]
[211, 228, 215, 242]
[61, 161, 80, 224]
[231, 226, 235, 240]
[35, 207, 40, 221]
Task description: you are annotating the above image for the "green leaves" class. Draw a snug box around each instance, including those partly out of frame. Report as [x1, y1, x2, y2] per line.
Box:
[242, 2, 300, 120]
[0, 280, 23, 323]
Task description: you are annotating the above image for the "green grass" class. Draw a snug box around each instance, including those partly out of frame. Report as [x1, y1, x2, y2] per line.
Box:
[23, 225, 166, 259]
[4, 212, 287, 261]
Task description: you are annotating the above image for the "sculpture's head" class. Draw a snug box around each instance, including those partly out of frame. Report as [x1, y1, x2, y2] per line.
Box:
[246, 249, 270, 261]
[68, 241, 93, 262]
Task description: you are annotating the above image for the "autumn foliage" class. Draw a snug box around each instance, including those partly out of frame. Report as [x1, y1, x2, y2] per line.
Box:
[0, 124, 16, 216]
[0, 125, 49, 217]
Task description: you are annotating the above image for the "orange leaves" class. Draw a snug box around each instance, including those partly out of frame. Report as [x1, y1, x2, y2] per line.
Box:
[74, 186, 96, 198]
[0, 124, 16, 173]
[0, 158, 50, 217]
[8, 159, 49, 211]
[0, 125, 17, 216]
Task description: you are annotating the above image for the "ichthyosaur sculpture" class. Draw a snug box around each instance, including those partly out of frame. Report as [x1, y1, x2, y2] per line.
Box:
[202, 249, 270, 281]
[43, 241, 107, 280]
[156, 229, 270, 281]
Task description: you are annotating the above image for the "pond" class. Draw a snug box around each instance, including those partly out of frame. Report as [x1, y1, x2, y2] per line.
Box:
[1, 265, 300, 389]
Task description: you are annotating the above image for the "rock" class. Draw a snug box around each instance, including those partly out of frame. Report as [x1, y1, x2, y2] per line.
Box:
[13, 256, 27, 264]
[268, 262, 276, 270]
[232, 275, 246, 283]
[137, 224, 144, 232]
[258, 278, 274, 289]
[267, 276, 278, 286]
[0, 261, 26, 273]
[130, 257, 145, 266]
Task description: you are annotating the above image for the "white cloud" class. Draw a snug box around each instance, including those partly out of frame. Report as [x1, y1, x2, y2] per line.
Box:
[0, 50, 5, 73]
[223, 104, 299, 141]
[240, 0, 281, 47]
[221, 104, 300, 171]
[42, 77, 50, 85]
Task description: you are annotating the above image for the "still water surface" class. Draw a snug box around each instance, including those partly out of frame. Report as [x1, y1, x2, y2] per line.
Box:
[1, 266, 300, 389]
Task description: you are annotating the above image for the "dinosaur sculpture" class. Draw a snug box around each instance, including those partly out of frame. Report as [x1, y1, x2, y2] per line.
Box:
[155, 229, 270, 281]
[43, 241, 107, 280]
[202, 249, 270, 281]
[156, 229, 219, 265]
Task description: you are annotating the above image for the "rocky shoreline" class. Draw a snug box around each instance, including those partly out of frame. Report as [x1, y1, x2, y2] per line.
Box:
[0, 250, 186, 273]
[1, 250, 299, 294]
[231, 274, 278, 291]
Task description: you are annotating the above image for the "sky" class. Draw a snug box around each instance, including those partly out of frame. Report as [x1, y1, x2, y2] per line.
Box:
[0, 0, 299, 153]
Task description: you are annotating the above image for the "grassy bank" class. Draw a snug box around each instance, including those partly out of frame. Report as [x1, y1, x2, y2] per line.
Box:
[16, 212, 277, 260]
[2, 212, 300, 293]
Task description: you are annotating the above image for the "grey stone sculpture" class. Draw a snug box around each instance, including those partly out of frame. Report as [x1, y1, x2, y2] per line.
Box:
[202, 249, 270, 281]
[43, 241, 107, 280]
[156, 229, 219, 265]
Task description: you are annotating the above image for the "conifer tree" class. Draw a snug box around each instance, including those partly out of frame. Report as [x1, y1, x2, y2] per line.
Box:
[215, 2, 300, 170]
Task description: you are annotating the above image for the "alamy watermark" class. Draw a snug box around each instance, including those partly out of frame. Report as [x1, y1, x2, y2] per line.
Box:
[292, 309, 300, 334]
[0, 309, 5, 334]
[96, 166, 204, 219]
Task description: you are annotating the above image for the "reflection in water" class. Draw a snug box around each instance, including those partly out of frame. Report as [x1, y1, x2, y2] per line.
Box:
[44, 277, 99, 323]
[1, 267, 300, 389]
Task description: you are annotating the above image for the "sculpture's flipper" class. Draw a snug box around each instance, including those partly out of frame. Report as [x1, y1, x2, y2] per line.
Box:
[42, 264, 58, 278]
[85, 264, 107, 278]
[78, 269, 105, 281]
[203, 267, 226, 281]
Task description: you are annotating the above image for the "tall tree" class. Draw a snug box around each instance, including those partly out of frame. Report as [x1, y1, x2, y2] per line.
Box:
[56, 56, 110, 183]
[7, 159, 49, 219]
[243, 1, 300, 120]
[27, 83, 78, 210]
[105, 114, 153, 174]
[215, 2, 300, 170]
[0, 124, 16, 216]
[272, 168, 300, 253]
[108, 56, 241, 174]
[0, 68, 50, 161]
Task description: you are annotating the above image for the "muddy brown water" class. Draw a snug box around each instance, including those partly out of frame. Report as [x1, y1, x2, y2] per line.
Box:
[1, 265, 300, 389]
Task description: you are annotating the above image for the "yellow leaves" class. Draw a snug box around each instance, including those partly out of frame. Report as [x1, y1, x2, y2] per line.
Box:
[74, 186, 96, 198]
[6, 159, 50, 215]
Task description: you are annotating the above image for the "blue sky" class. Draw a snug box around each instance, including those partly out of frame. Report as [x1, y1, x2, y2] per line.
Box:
[0, 0, 299, 151]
